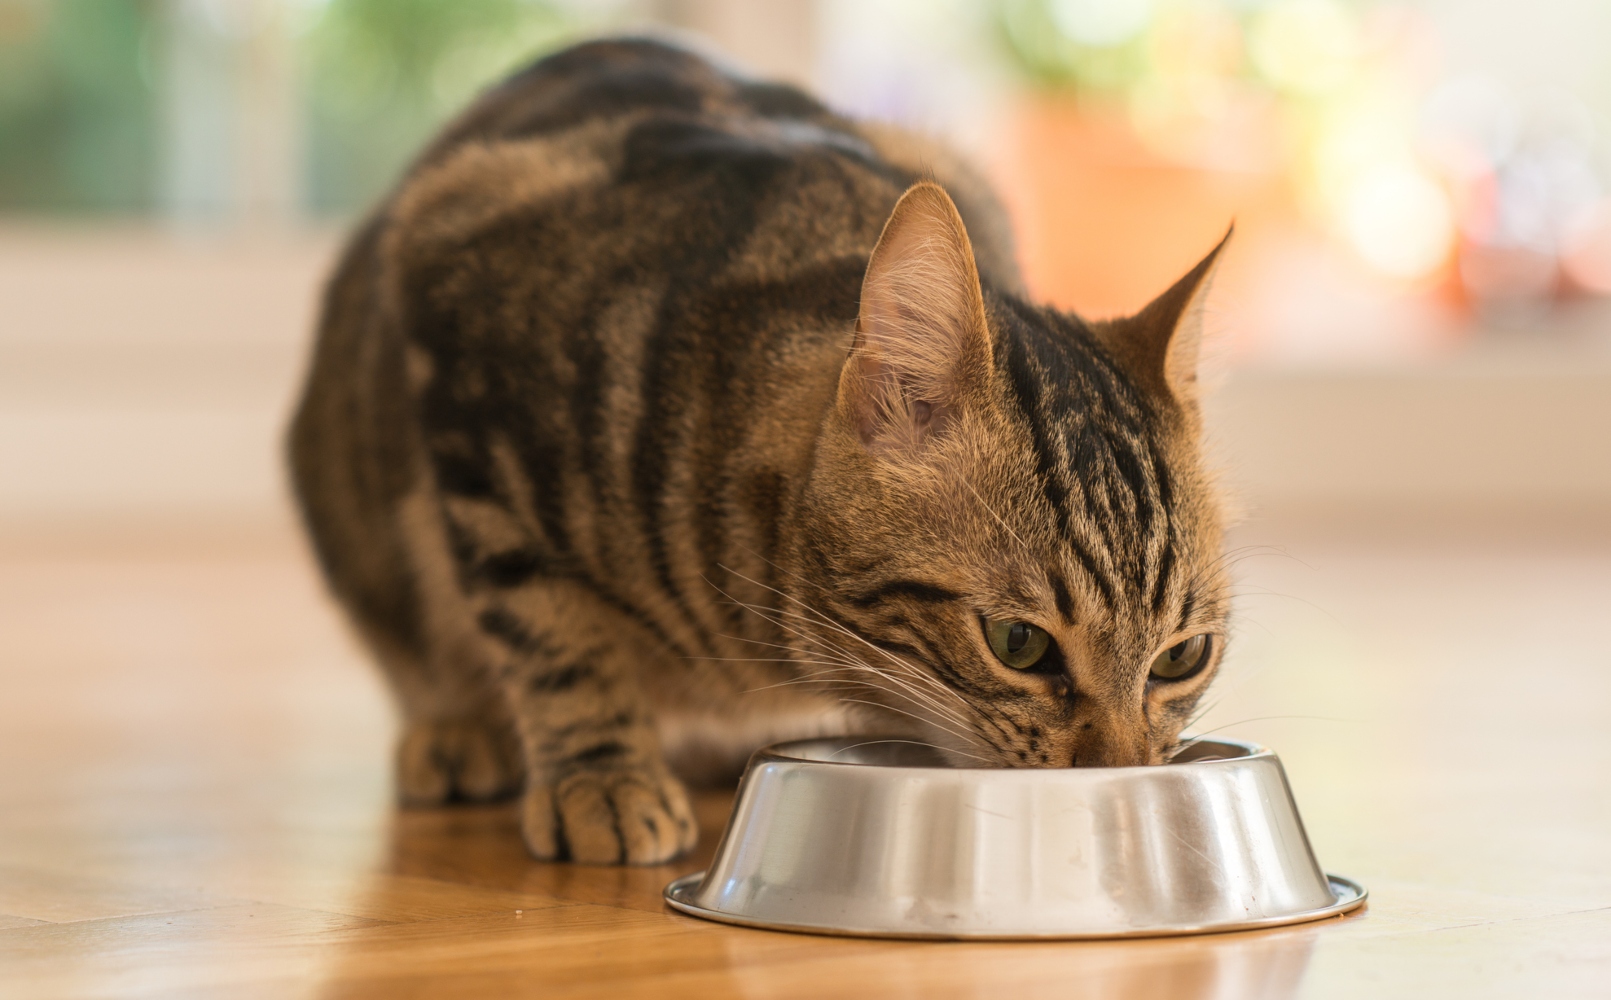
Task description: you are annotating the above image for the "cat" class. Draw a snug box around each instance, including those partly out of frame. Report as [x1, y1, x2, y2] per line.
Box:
[289, 38, 1230, 865]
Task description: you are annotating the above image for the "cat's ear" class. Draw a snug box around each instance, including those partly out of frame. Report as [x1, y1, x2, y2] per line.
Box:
[841, 181, 990, 455]
[1094, 230, 1230, 413]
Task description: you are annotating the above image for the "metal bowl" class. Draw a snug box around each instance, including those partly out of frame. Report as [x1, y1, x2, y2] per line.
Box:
[664, 736, 1364, 939]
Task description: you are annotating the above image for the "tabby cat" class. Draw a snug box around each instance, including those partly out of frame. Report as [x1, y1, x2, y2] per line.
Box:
[290, 38, 1230, 865]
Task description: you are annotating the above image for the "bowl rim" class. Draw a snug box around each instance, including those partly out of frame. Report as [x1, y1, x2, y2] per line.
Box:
[751, 734, 1271, 773]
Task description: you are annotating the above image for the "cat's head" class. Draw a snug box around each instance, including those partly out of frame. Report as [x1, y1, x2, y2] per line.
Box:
[796, 182, 1228, 768]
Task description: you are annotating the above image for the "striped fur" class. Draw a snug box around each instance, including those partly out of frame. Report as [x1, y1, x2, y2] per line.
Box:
[289, 38, 1229, 864]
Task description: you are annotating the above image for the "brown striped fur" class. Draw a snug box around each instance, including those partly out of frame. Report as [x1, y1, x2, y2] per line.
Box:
[289, 39, 1230, 864]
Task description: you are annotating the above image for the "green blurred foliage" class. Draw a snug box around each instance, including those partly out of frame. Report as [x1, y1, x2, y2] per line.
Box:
[990, 0, 1374, 99]
[0, 0, 603, 216]
[0, 0, 161, 212]
[301, 0, 583, 214]
[992, 0, 1153, 93]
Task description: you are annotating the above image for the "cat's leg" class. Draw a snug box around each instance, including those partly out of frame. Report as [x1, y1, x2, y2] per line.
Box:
[290, 347, 524, 804]
[385, 636, 525, 806]
[478, 581, 697, 865]
[375, 492, 526, 806]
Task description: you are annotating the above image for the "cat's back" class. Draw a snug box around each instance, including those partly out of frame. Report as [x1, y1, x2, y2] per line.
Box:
[385, 38, 1020, 323]
[388, 39, 894, 354]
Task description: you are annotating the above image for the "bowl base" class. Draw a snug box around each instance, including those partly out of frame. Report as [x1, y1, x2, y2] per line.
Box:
[663, 873, 1367, 940]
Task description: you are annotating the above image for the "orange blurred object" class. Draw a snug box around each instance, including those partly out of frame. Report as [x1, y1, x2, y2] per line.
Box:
[994, 96, 1285, 320]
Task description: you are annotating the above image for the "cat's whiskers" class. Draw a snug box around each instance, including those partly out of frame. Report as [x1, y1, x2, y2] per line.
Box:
[745, 673, 987, 753]
[689, 654, 870, 670]
[1215, 543, 1298, 568]
[834, 696, 995, 762]
[736, 586, 978, 716]
[701, 630, 855, 665]
[765, 653, 979, 730]
[1214, 543, 1314, 574]
[695, 627, 870, 672]
[1180, 660, 1275, 732]
[711, 576, 978, 722]
[827, 738, 992, 766]
[739, 650, 987, 743]
[748, 637, 982, 740]
[710, 563, 998, 763]
[714, 558, 979, 715]
[703, 586, 870, 670]
[762, 605, 975, 713]
[704, 587, 985, 747]
[1224, 584, 1344, 629]
[1168, 714, 1358, 760]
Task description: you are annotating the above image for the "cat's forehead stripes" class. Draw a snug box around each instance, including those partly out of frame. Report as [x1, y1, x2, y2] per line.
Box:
[990, 298, 1182, 621]
[1048, 571, 1077, 621]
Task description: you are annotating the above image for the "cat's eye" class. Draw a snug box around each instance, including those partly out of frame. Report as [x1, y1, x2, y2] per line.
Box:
[1149, 634, 1212, 681]
[984, 618, 1051, 670]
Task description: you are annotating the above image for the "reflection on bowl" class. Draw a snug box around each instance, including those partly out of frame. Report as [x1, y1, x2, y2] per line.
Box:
[665, 736, 1364, 939]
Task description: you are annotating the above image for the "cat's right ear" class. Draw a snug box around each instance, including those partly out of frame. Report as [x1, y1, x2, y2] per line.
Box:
[839, 182, 991, 456]
[1092, 230, 1230, 417]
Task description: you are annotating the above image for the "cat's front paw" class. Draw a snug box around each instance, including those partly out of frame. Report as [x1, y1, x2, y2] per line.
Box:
[521, 763, 697, 864]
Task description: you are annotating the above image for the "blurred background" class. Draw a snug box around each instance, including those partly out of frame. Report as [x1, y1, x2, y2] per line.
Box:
[2, 0, 1608, 543]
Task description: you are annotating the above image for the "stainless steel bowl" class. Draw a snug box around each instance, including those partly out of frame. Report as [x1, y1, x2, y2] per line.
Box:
[664, 736, 1364, 939]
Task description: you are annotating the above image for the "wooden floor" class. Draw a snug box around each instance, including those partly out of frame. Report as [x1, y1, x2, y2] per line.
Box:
[1, 513, 1609, 1000]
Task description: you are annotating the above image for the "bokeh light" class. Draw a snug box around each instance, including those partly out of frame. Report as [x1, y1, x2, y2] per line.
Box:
[1343, 162, 1453, 279]
[1248, 0, 1359, 97]
[1049, 0, 1152, 48]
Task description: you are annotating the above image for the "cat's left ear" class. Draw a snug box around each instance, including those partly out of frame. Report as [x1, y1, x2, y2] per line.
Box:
[840, 181, 991, 455]
[1093, 230, 1230, 415]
